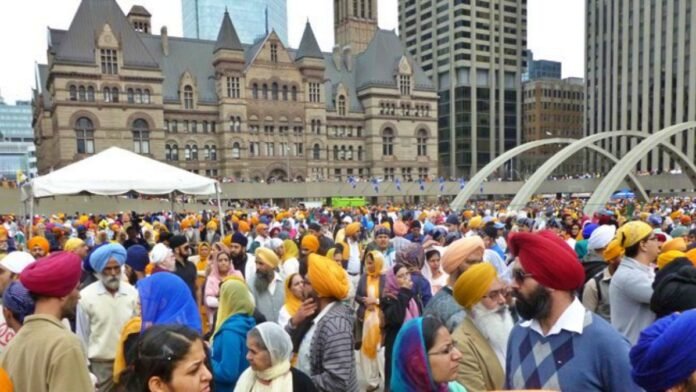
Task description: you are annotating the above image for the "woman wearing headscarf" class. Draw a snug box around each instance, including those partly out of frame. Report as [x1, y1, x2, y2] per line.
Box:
[391, 317, 465, 392]
[355, 251, 385, 392]
[381, 263, 422, 391]
[277, 272, 304, 328]
[205, 246, 243, 325]
[282, 239, 300, 277]
[397, 242, 433, 306]
[211, 279, 256, 391]
[234, 322, 317, 392]
[422, 248, 449, 295]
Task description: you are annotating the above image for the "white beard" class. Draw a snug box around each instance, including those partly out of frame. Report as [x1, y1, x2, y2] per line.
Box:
[471, 302, 514, 366]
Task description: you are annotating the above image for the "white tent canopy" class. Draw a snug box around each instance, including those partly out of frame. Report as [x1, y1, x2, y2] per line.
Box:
[23, 147, 224, 236]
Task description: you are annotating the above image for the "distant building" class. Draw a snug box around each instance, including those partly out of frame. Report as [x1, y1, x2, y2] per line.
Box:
[522, 77, 584, 176]
[0, 96, 36, 180]
[182, 0, 288, 45]
[33, 0, 438, 182]
[528, 59, 561, 81]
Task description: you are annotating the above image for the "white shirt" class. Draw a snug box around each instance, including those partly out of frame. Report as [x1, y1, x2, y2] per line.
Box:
[520, 297, 586, 337]
[296, 301, 337, 374]
[0, 308, 16, 354]
[76, 280, 139, 360]
[347, 239, 361, 274]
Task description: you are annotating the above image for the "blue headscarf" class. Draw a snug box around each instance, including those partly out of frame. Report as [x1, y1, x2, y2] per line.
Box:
[631, 309, 696, 392]
[89, 243, 127, 273]
[3, 281, 35, 324]
[391, 318, 448, 392]
[137, 272, 202, 333]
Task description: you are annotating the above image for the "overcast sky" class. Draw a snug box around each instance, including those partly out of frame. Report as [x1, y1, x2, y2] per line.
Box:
[0, 0, 584, 103]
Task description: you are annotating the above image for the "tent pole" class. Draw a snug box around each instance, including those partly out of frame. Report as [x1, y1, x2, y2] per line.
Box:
[216, 183, 225, 238]
[28, 196, 34, 241]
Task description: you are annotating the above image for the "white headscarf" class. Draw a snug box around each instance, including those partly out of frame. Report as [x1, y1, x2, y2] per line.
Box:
[234, 322, 294, 392]
[149, 243, 175, 271]
[588, 225, 616, 251]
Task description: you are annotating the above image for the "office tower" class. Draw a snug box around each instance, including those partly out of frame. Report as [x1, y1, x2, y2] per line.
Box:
[182, 0, 288, 44]
[399, 0, 527, 177]
[0, 95, 37, 180]
[585, 0, 696, 173]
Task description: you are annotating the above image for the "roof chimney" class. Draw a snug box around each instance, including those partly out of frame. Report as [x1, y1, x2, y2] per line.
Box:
[127, 5, 152, 33]
[332, 45, 341, 71]
[161, 26, 169, 56]
[342, 46, 352, 71]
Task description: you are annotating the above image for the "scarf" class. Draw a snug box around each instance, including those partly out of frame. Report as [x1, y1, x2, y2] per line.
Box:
[385, 266, 420, 322]
[234, 363, 293, 392]
[283, 273, 302, 317]
[362, 251, 384, 359]
[282, 240, 299, 262]
[391, 318, 449, 392]
[112, 317, 142, 383]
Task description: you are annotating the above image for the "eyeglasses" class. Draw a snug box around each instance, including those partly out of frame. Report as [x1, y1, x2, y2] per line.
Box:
[512, 269, 533, 284]
[428, 343, 455, 356]
[483, 288, 509, 300]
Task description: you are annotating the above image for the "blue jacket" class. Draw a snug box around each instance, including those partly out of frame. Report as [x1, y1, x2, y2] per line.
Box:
[211, 314, 256, 391]
[410, 272, 433, 306]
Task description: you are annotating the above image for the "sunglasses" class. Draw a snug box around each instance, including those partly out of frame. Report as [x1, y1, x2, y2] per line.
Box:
[512, 268, 533, 284]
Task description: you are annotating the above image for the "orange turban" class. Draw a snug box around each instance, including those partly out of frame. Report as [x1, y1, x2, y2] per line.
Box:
[687, 248, 696, 266]
[28, 236, 50, 254]
[345, 222, 361, 237]
[308, 254, 349, 300]
[441, 236, 485, 275]
[0, 226, 8, 241]
[453, 263, 497, 309]
[657, 250, 687, 270]
[301, 235, 320, 253]
[237, 221, 250, 234]
[0, 367, 12, 391]
[662, 237, 687, 253]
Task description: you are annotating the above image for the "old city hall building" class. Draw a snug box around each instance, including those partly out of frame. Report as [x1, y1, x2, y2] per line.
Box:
[33, 0, 438, 182]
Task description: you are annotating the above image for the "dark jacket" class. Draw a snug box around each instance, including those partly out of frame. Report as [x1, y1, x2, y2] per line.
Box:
[382, 287, 423, 391]
[355, 274, 385, 321]
[651, 260, 696, 318]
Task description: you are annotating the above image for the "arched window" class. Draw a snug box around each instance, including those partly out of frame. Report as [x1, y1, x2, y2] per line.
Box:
[75, 117, 95, 154]
[203, 145, 210, 160]
[316, 120, 321, 134]
[358, 146, 364, 161]
[339, 146, 346, 160]
[236, 116, 242, 132]
[171, 144, 179, 160]
[262, 84, 268, 100]
[132, 119, 150, 154]
[347, 146, 354, 160]
[337, 95, 346, 116]
[252, 83, 259, 99]
[271, 82, 279, 100]
[183, 85, 194, 109]
[382, 128, 394, 156]
[86, 86, 95, 101]
[127, 88, 134, 103]
[191, 144, 198, 160]
[69, 85, 77, 101]
[78, 86, 86, 101]
[184, 144, 192, 160]
[232, 142, 241, 159]
[291, 86, 297, 101]
[103, 87, 112, 103]
[112, 87, 119, 103]
[143, 89, 151, 104]
[417, 129, 428, 156]
[333, 145, 339, 160]
[282, 85, 288, 100]
[210, 145, 217, 160]
[165, 144, 172, 161]
[313, 144, 321, 160]
[230, 117, 236, 132]
[134, 88, 142, 104]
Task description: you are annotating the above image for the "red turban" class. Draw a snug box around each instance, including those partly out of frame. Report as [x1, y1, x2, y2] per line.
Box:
[20, 251, 82, 297]
[508, 230, 585, 291]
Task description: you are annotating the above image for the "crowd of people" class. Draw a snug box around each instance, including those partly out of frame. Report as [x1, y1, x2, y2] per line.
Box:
[0, 197, 695, 391]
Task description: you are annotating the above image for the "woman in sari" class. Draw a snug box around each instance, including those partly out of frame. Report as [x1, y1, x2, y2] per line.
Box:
[205, 246, 243, 325]
[355, 251, 385, 392]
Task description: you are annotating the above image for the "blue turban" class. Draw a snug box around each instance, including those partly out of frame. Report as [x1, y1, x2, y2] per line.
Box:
[582, 223, 599, 240]
[630, 309, 696, 392]
[3, 281, 35, 324]
[126, 245, 149, 272]
[89, 243, 127, 273]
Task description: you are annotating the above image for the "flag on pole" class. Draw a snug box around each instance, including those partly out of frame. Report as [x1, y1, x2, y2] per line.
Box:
[459, 177, 466, 190]
[418, 178, 425, 192]
[439, 176, 445, 193]
[395, 178, 401, 192]
[371, 177, 379, 193]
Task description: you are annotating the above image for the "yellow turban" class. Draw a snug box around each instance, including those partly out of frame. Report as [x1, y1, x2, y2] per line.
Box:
[657, 250, 687, 270]
[616, 221, 653, 248]
[453, 263, 497, 309]
[222, 235, 232, 248]
[308, 254, 349, 300]
[603, 238, 625, 262]
[28, 236, 50, 254]
[468, 216, 483, 230]
[345, 222, 361, 237]
[238, 221, 250, 234]
[64, 238, 85, 252]
[206, 220, 218, 231]
[661, 237, 687, 253]
[441, 236, 485, 274]
[301, 235, 320, 253]
[686, 248, 696, 266]
[255, 247, 280, 268]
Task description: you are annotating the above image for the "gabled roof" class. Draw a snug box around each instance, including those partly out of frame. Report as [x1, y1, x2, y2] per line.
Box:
[294, 21, 323, 61]
[55, 0, 158, 69]
[214, 11, 243, 53]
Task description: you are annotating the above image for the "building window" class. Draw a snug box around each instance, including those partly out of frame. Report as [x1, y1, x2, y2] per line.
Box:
[296, 142, 304, 156]
[86, 86, 95, 101]
[358, 146, 364, 160]
[75, 117, 95, 154]
[291, 86, 297, 101]
[227, 76, 240, 98]
[232, 143, 241, 159]
[267, 142, 275, 157]
[183, 85, 194, 109]
[270, 43, 278, 62]
[210, 145, 217, 160]
[262, 84, 268, 99]
[143, 89, 150, 104]
[337, 95, 346, 116]
[252, 83, 259, 99]
[171, 120, 178, 133]
[313, 144, 321, 160]
[134, 89, 142, 104]
[103, 87, 112, 103]
[100, 49, 118, 74]
[185, 145, 191, 160]
[417, 129, 428, 156]
[282, 85, 288, 100]
[78, 86, 86, 101]
[382, 128, 394, 156]
[171, 144, 179, 160]
[112, 87, 119, 103]
[165, 144, 172, 161]
[271, 82, 279, 100]
[127, 88, 134, 103]
[347, 146, 354, 160]
[211, 122, 216, 133]
[250, 142, 259, 157]
[191, 144, 198, 160]
[399, 75, 411, 95]
[333, 146, 339, 160]
[309, 82, 321, 102]
[191, 121, 197, 133]
[132, 119, 150, 154]
[69, 85, 77, 101]
[203, 145, 210, 160]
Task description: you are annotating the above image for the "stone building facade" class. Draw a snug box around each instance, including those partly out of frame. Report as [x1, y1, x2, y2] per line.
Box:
[33, 0, 438, 182]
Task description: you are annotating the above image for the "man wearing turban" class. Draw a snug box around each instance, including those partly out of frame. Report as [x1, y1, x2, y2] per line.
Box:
[291, 253, 358, 391]
[229, 231, 255, 279]
[77, 243, 138, 391]
[343, 222, 363, 298]
[451, 263, 512, 391]
[631, 309, 696, 392]
[423, 236, 485, 332]
[27, 236, 50, 259]
[505, 230, 637, 391]
[610, 220, 659, 344]
[248, 247, 284, 323]
[0, 251, 35, 353]
[1, 252, 93, 391]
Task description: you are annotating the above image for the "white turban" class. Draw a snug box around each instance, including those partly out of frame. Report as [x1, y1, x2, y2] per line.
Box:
[588, 225, 616, 250]
[268, 238, 284, 252]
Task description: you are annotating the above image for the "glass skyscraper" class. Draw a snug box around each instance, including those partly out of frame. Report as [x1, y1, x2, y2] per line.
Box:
[182, 0, 288, 45]
[0, 98, 37, 180]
